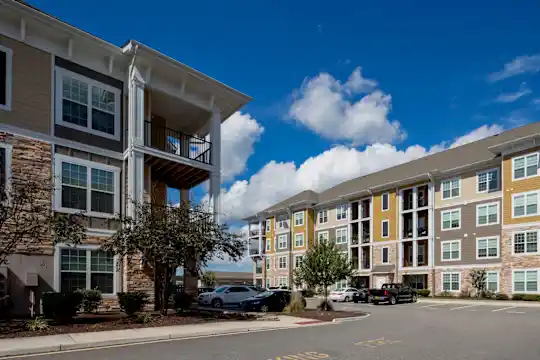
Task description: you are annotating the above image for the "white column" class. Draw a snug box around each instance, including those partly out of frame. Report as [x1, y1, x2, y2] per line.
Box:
[428, 183, 435, 267]
[128, 65, 145, 147]
[412, 187, 418, 238]
[258, 219, 263, 255]
[413, 240, 418, 267]
[127, 151, 144, 218]
[210, 109, 221, 223]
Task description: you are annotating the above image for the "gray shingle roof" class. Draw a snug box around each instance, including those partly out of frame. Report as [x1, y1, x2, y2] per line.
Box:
[261, 190, 319, 214]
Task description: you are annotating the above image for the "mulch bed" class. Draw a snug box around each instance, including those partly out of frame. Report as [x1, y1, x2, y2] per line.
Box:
[0, 310, 257, 339]
[286, 310, 366, 322]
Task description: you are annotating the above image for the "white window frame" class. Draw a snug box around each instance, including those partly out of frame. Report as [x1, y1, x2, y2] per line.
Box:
[277, 276, 288, 287]
[512, 230, 540, 255]
[486, 271, 499, 293]
[294, 211, 304, 226]
[512, 152, 539, 181]
[294, 233, 305, 247]
[265, 220, 271, 232]
[475, 236, 500, 260]
[55, 67, 121, 141]
[476, 168, 499, 193]
[381, 192, 390, 211]
[266, 278, 271, 288]
[381, 246, 389, 264]
[0, 45, 13, 112]
[512, 191, 539, 218]
[276, 216, 287, 230]
[336, 227, 348, 244]
[381, 220, 389, 238]
[53, 154, 120, 218]
[441, 177, 461, 200]
[512, 269, 540, 294]
[336, 204, 348, 221]
[265, 239, 271, 251]
[441, 240, 461, 261]
[318, 209, 328, 224]
[278, 234, 287, 250]
[476, 202, 500, 226]
[278, 256, 287, 269]
[53, 243, 118, 297]
[265, 258, 270, 270]
[0, 142, 13, 199]
[441, 272, 461, 292]
[294, 255, 304, 268]
[441, 208, 461, 231]
[318, 231, 329, 244]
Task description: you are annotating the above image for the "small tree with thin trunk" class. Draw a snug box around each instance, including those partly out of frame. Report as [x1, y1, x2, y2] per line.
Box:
[293, 239, 354, 311]
[102, 200, 244, 315]
[201, 271, 217, 288]
[470, 269, 487, 298]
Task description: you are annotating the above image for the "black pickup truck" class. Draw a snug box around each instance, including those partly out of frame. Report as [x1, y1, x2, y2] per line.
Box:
[368, 283, 418, 305]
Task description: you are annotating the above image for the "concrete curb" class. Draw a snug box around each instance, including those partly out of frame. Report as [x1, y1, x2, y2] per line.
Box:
[418, 298, 540, 308]
[331, 313, 371, 323]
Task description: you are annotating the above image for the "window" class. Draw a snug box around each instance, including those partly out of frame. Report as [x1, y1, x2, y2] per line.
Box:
[513, 231, 539, 255]
[278, 235, 287, 250]
[276, 216, 287, 230]
[278, 256, 287, 269]
[277, 277, 288, 287]
[381, 220, 389, 238]
[294, 211, 304, 226]
[266, 259, 270, 270]
[336, 228, 347, 244]
[55, 67, 120, 140]
[487, 272, 499, 293]
[57, 245, 115, 295]
[381, 247, 389, 264]
[382, 193, 389, 211]
[295, 255, 304, 268]
[513, 153, 539, 180]
[442, 272, 460, 291]
[476, 237, 499, 259]
[441, 240, 460, 261]
[336, 204, 348, 221]
[266, 278, 271, 288]
[265, 220, 271, 232]
[477, 169, 499, 193]
[513, 270, 539, 293]
[318, 231, 329, 244]
[318, 210, 328, 224]
[441, 178, 460, 200]
[417, 244, 425, 265]
[476, 202, 499, 226]
[335, 279, 347, 290]
[441, 209, 461, 230]
[0, 143, 12, 200]
[266, 239, 271, 251]
[54, 155, 120, 217]
[512, 191, 539, 218]
[0, 45, 13, 111]
[295, 233, 305, 247]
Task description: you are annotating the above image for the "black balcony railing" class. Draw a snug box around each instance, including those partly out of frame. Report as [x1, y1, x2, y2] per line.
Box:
[144, 121, 212, 164]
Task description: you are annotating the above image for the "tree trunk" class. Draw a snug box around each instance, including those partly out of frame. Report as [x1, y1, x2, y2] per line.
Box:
[160, 266, 169, 315]
[153, 260, 161, 312]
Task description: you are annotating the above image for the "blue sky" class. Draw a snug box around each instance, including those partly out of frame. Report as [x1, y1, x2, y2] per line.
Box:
[32, 0, 540, 272]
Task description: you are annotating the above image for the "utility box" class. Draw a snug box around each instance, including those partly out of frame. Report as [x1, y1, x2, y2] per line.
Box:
[25, 271, 38, 287]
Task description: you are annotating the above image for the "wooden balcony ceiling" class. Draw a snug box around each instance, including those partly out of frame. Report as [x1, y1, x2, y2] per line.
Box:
[145, 154, 210, 189]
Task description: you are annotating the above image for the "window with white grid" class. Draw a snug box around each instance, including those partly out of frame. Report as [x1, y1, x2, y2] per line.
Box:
[477, 169, 498, 193]
[487, 272, 499, 293]
[442, 272, 460, 291]
[476, 237, 499, 259]
[513, 153, 539, 180]
[441, 178, 460, 200]
[513, 270, 539, 293]
[318, 210, 328, 224]
[278, 256, 287, 269]
[318, 231, 329, 244]
[441, 209, 461, 230]
[513, 231, 538, 255]
[278, 235, 287, 249]
[336, 204, 348, 221]
[477, 203, 499, 226]
[441, 240, 460, 261]
[512, 191, 539, 218]
[295, 233, 305, 247]
[336, 228, 348, 244]
[294, 211, 304, 226]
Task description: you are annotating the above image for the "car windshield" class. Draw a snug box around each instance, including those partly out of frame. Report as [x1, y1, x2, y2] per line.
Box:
[334, 288, 344, 292]
[255, 291, 274, 298]
[214, 286, 228, 293]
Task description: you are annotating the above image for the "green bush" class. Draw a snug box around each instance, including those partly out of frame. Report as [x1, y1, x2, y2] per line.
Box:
[417, 289, 431, 297]
[42, 292, 83, 322]
[494, 293, 509, 300]
[77, 289, 103, 313]
[523, 294, 540, 301]
[136, 312, 153, 324]
[26, 317, 49, 331]
[117, 291, 149, 316]
[512, 293, 526, 301]
[437, 291, 454, 298]
[174, 292, 193, 312]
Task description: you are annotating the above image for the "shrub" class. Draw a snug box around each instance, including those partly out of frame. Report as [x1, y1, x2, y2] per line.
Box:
[437, 291, 454, 298]
[284, 293, 305, 313]
[136, 312, 154, 324]
[494, 293, 509, 300]
[317, 298, 334, 311]
[174, 292, 193, 312]
[117, 291, 149, 316]
[42, 291, 83, 322]
[523, 294, 540, 301]
[26, 317, 49, 331]
[512, 293, 526, 301]
[77, 289, 103, 313]
[417, 289, 431, 297]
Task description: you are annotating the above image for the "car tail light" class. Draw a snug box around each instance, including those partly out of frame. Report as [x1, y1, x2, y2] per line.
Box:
[384, 290, 389, 296]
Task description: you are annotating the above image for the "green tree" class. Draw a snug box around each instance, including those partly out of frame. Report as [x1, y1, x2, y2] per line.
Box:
[201, 271, 217, 287]
[470, 269, 487, 298]
[293, 239, 354, 310]
[102, 200, 244, 315]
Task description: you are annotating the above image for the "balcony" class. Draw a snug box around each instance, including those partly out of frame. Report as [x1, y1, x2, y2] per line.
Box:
[402, 213, 413, 239]
[361, 246, 371, 270]
[249, 228, 261, 237]
[248, 239, 264, 257]
[351, 223, 359, 245]
[361, 199, 371, 218]
[417, 210, 429, 237]
[255, 265, 263, 274]
[351, 247, 359, 269]
[351, 201, 359, 221]
[417, 185, 428, 208]
[144, 121, 212, 164]
[403, 188, 413, 211]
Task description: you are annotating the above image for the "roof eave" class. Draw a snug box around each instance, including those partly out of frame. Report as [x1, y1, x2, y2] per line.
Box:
[488, 133, 540, 155]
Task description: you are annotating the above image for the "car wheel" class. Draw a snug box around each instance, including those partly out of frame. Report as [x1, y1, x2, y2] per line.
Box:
[412, 294, 418, 303]
[344, 296, 350, 302]
[212, 298, 223, 308]
[353, 300, 358, 303]
[260, 305, 269, 313]
[389, 296, 397, 305]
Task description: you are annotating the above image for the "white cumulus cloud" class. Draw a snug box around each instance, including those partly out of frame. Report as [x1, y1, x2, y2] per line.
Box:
[487, 54, 540, 82]
[288, 67, 405, 145]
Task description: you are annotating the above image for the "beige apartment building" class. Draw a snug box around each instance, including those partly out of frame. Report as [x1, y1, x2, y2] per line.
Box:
[0, 0, 249, 315]
[247, 122, 540, 297]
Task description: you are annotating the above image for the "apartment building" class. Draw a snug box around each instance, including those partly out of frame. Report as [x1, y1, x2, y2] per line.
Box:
[0, 1, 249, 315]
[247, 122, 540, 296]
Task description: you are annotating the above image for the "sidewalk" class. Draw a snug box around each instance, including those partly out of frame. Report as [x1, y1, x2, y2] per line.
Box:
[0, 315, 311, 358]
[419, 298, 540, 307]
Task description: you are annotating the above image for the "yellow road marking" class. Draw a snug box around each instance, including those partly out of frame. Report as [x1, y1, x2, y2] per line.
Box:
[355, 337, 401, 348]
